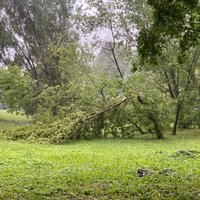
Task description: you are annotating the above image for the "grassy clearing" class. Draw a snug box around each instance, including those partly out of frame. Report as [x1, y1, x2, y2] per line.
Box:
[0, 110, 31, 123]
[0, 110, 31, 131]
[0, 121, 16, 131]
[0, 130, 200, 199]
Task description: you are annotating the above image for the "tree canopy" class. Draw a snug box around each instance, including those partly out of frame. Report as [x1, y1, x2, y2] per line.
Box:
[0, 0, 76, 85]
[1, 0, 200, 142]
[137, 0, 200, 64]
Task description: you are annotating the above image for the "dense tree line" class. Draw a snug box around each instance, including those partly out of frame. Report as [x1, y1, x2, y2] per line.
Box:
[0, 0, 200, 143]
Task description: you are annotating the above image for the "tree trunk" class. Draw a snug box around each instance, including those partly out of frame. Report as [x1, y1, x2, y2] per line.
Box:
[94, 113, 105, 137]
[148, 113, 164, 139]
[172, 102, 182, 135]
[153, 119, 163, 139]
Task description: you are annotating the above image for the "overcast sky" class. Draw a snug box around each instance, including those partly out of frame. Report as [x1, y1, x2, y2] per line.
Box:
[77, 0, 114, 52]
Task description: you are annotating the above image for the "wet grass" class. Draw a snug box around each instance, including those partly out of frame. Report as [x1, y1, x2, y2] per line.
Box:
[0, 110, 31, 131]
[0, 130, 200, 199]
[0, 110, 31, 123]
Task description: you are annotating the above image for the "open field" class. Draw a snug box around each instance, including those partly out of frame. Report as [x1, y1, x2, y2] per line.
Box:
[0, 130, 200, 199]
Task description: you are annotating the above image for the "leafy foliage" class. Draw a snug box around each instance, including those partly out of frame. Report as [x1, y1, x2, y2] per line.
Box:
[0, 66, 36, 115]
[138, 0, 200, 64]
[1, 0, 199, 142]
[1, 71, 174, 143]
[0, 0, 77, 85]
[2, 114, 83, 144]
[124, 73, 174, 139]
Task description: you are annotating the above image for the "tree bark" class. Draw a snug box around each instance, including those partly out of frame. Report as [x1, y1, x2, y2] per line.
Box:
[148, 113, 164, 139]
[172, 101, 183, 135]
[86, 96, 134, 121]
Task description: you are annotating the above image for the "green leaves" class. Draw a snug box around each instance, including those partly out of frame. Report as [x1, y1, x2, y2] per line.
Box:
[138, 0, 200, 64]
[1, 0, 76, 86]
[137, 28, 163, 65]
[0, 66, 36, 115]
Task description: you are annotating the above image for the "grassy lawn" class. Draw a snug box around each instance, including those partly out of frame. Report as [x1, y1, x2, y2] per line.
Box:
[0, 130, 200, 199]
[0, 110, 31, 123]
[0, 110, 31, 131]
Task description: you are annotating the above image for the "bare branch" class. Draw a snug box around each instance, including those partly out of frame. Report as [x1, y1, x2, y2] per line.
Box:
[100, 85, 109, 105]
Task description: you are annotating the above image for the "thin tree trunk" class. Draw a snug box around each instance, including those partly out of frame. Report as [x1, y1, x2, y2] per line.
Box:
[128, 119, 146, 135]
[172, 101, 183, 135]
[148, 113, 164, 139]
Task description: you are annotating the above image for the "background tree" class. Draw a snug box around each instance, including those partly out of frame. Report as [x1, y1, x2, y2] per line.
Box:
[0, 66, 36, 115]
[151, 43, 200, 135]
[136, 0, 200, 134]
[1, 0, 200, 143]
[137, 0, 200, 65]
[0, 0, 76, 86]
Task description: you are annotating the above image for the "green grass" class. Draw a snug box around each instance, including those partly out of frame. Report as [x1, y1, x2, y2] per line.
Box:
[0, 110, 31, 123]
[0, 121, 16, 131]
[0, 130, 200, 199]
[0, 110, 31, 131]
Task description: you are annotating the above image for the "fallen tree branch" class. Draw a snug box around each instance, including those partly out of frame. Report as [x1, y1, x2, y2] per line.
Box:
[128, 119, 146, 135]
[85, 96, 134, 121]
